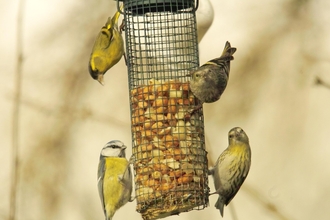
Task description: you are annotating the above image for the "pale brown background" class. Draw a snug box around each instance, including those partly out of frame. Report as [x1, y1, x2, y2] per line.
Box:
[1, 0, 330, 219]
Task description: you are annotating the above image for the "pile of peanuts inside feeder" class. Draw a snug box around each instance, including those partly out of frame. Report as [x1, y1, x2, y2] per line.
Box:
[130, 78, 208, 219]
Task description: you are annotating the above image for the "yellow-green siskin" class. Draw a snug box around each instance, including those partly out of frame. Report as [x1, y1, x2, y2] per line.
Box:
[209, 127, 251, 217]
[88, 6, 124, 85]
[189, 41, 236, 104]
[98, 140, 133, 220]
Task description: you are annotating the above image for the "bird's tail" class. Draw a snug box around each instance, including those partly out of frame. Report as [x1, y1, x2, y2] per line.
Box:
[215, 196, 225, 217]
[220, 41, 236, 60]
[204, 41, 236, 67]
[111, 4, 124, 28]
[104, 4, 123, 30]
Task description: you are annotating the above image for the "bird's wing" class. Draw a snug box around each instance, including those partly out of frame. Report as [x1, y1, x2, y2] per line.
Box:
[126, 164, 134, 201]
[99, 28, 113, 49]
[225, 175, 247, 205]
[120, 162, 133, 189]
[224, 158, 250, 205]
[118, 162, 133, 202]
[97, 157, 106, 215]
[226, 159, 250, 205]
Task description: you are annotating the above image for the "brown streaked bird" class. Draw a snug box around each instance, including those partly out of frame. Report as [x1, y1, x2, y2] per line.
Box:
[209, 127, 251, 217]
[189, 41, 236, 105]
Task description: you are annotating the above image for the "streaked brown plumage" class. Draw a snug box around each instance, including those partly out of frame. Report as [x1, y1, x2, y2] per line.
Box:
[209, 127, 251, 217]
[189, 41, 236, 104]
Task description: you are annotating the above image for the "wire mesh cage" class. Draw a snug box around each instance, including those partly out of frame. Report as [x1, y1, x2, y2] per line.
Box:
[122, 0, 209, 219]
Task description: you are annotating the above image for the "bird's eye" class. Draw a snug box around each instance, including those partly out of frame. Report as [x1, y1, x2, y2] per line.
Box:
[110, 145, 121, 149]
[229, 134, 234, 138]
[195, 74, 200, 78]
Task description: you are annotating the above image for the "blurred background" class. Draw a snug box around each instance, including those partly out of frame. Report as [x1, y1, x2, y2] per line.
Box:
[1, 0, 330, 219]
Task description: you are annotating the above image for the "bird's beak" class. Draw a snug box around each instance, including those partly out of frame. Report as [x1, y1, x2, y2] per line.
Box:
[119, 145, 127, 157]
[97, 75, 104, 85]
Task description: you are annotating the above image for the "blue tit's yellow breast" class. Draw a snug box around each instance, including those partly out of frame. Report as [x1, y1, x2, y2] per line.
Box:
[104, 157, 128, 174]
[103, 157, 129, 215]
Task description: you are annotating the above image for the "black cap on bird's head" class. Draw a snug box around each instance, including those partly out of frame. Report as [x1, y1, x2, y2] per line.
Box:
[88, 62, 98, 79]
[88, 57, 105, 85]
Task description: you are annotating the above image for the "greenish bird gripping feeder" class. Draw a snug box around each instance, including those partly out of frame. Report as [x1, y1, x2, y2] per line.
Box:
[122, 0, 209, 219]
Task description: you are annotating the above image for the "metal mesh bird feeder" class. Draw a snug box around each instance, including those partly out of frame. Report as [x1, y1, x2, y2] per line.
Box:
[121, 0, 209, 219]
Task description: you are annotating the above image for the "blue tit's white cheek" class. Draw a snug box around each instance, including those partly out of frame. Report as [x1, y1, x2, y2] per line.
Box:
[101, 147, 121, 157]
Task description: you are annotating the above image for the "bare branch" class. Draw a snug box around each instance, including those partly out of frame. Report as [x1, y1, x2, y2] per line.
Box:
[9, 1, 25, 220]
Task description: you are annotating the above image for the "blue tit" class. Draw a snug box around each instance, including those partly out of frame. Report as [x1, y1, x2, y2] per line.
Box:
[97, 140, 133, 220]
[88, 6, 124, 85]
[209, 127, 251, 217]
[189, 41, 236, 105]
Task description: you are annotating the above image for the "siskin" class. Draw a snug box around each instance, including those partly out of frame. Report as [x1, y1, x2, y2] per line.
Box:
[88, 6, 124, 85]
[189, 41, 236, 104]
[209, 127, 251, 217]
[97, 140, 133, 220]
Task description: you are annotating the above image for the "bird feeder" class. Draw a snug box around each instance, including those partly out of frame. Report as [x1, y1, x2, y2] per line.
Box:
[121, 0, 209, 219]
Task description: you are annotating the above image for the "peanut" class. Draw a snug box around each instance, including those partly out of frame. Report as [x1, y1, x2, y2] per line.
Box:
[130, 79, 206, 200]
